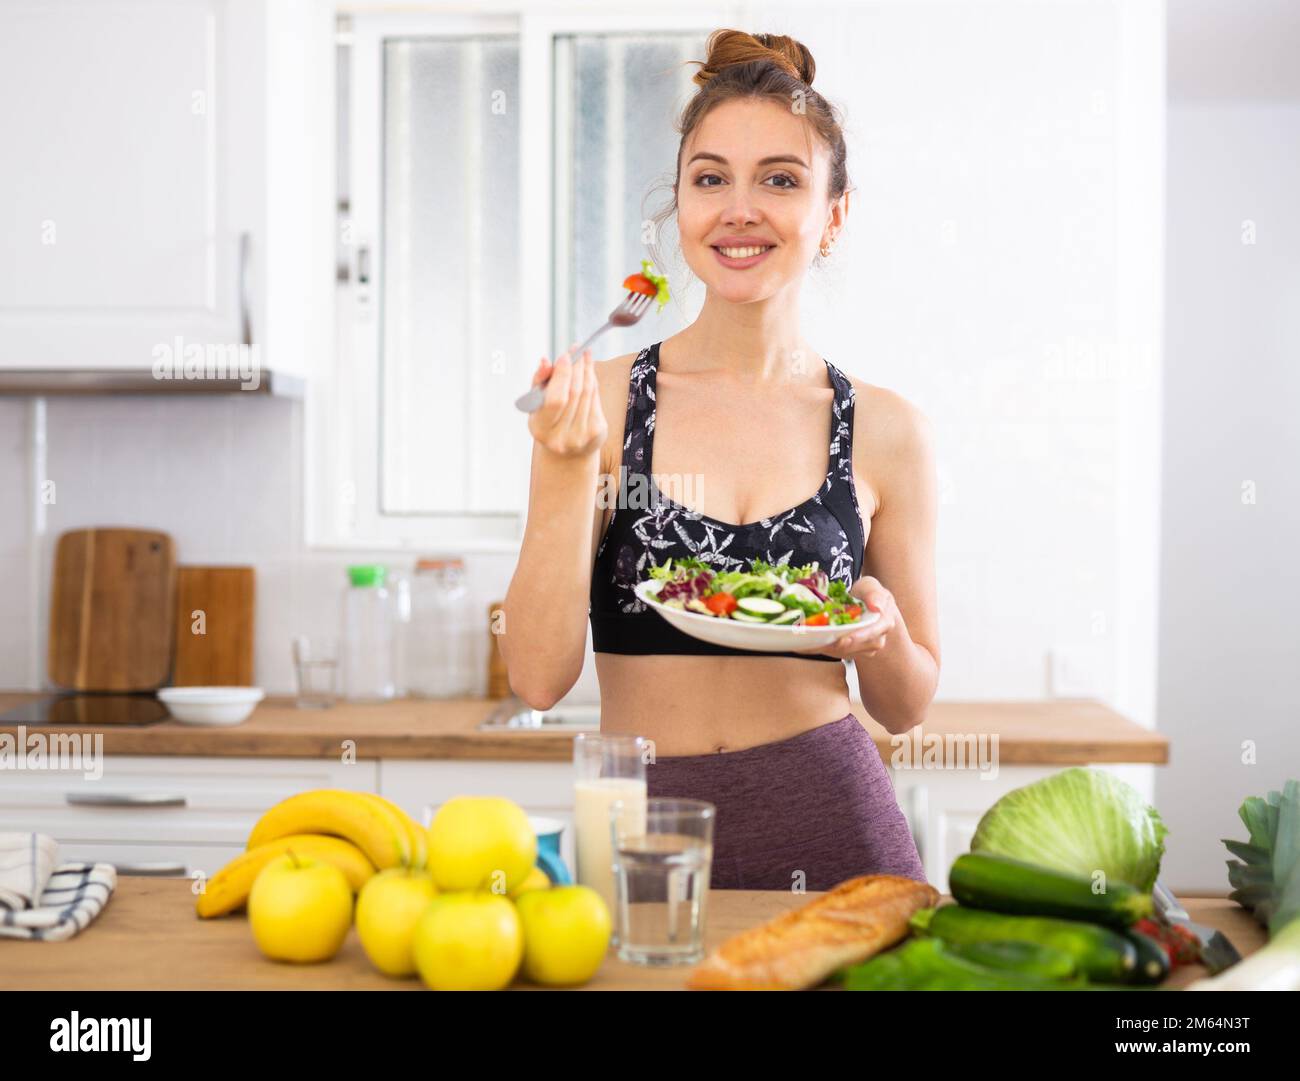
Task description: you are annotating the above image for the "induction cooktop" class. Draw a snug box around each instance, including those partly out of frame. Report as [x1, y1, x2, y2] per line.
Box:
[0, 693, 171, 726]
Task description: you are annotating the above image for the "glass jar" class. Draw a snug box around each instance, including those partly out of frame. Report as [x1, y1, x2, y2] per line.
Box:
[340, 564, 397, 702]
[407, 557, 475, 698]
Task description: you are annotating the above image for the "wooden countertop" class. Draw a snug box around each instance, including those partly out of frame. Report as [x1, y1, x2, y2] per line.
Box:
[0, 693, 1168, 764]
[0, 878, 1257, 990]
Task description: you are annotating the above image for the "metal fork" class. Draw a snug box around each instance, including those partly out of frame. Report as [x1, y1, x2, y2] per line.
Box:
[513, 290, 655, 413]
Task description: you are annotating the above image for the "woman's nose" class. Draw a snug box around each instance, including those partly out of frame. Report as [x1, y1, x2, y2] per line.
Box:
[721, 195, 761, 225]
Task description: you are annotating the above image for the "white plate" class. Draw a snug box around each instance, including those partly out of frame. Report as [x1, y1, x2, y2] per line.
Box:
[156, 686, 264, 726]
[633, 579, 879, 653]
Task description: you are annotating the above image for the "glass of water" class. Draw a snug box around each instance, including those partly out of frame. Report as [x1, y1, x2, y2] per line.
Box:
[610, 797, 715, 966]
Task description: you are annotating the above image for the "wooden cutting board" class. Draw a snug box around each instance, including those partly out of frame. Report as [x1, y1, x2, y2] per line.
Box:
[48, 528, 177, 691]
[171, 566, 256, 686]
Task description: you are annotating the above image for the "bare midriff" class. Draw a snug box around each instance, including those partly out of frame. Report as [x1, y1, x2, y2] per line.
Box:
[593, 652, 856, 756]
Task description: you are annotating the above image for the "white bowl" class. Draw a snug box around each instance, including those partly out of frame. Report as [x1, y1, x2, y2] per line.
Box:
[633, 579, 879, 654]
[156, 686, 264, 726]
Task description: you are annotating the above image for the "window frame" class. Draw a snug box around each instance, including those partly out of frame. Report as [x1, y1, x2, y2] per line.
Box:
[308, 4, 738, 553]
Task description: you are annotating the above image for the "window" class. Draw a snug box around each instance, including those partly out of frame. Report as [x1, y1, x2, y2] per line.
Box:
[313, 7, 736, 550]
[553, 31, 707, 359]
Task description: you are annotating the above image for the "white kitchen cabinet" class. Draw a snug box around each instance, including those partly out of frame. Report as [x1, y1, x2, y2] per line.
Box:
[0, 749, 1128, 891]
[888, 765, 1062, 893]
[0, 0, 326, 382]
[0, 755, 378, 878]
[49, 841, 248, 881]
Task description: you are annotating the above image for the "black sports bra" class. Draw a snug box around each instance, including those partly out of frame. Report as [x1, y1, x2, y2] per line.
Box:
[589, 340, 867, 661]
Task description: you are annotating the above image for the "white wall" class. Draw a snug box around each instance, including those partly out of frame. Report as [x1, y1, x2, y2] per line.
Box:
[1158, 101, 1300, 889]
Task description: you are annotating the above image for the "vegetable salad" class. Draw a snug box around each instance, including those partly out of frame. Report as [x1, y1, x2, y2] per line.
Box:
[644, 556, 867, 627]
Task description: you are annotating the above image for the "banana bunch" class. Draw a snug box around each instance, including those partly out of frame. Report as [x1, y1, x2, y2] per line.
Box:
[197, 789, 427, 918]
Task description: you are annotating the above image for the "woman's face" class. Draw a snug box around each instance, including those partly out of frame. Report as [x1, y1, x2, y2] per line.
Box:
[677, 97, 843, 303]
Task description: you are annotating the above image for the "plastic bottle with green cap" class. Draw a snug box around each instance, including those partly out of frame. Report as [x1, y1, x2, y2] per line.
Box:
[347, 564, 386, 588]
[341, 564, 396, 701]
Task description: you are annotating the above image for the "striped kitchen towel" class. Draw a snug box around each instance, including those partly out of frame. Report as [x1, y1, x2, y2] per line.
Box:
[0, 832, 117, 941]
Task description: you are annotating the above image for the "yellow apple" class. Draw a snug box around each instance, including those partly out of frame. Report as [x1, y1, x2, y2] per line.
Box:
[515, 884, 611, 986]
[355, 867, 438, 977]
[247, 851, 353, 963]
[426, 796, 536, 894]
[412, 891, 523, 991]
[507, 866, 551, 898]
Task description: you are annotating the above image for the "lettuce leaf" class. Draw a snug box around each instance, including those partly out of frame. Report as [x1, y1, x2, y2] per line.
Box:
[639, 259, 671, 311]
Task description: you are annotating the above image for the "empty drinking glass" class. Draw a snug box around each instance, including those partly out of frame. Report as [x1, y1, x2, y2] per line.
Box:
[292, 635, 338, 709]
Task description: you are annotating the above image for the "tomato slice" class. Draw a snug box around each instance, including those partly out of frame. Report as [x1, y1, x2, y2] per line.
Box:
[804, 612, 829, 626]
[844, 605, 863, 619]
[623, 274, 658, 298]
[704, 592, 738, 615]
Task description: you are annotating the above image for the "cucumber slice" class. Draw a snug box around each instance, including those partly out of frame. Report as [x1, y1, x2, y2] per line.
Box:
[779, 582, 821, 607]
[735, 597, 785, 617]
[769, 609, 802, 625]
[730, 611, 771, 623]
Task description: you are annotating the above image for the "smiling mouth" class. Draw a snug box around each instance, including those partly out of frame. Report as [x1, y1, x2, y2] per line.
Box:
[712, 244, 775, 258]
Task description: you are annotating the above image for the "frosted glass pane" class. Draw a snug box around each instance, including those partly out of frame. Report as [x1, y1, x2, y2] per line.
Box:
[380, 37, 520, 515]
[559, 33, 706, 361]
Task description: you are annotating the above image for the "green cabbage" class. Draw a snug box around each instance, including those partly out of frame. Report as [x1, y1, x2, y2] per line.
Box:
[970, 767, 1168, 892]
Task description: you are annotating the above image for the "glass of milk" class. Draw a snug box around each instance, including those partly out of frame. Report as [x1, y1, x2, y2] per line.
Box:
[573, 732, 648, 942]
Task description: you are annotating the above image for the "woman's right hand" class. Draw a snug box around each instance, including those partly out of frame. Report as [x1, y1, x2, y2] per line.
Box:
[527, 344, 608, 460]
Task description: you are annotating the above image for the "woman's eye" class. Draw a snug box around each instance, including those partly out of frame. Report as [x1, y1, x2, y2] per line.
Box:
[695, 172, 798, 189]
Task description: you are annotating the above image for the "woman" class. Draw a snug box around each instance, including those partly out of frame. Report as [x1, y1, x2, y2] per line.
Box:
[501, 29, 939, 891]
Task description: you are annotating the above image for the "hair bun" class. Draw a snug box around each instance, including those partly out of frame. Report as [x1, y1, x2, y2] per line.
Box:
[693, 28, 816, 88]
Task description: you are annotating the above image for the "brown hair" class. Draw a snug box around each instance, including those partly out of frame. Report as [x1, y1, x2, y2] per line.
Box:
[647, 29, 852, 279]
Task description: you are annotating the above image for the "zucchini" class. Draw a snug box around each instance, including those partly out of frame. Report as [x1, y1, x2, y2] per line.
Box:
[924, 903, 1138, 981]
[949, 852, 1154, 928]
[735, 596, 785, 617]
[843, 938, 1093, 991]
[1124, 928, 1172, 985]
[945, 939, 1077, 980]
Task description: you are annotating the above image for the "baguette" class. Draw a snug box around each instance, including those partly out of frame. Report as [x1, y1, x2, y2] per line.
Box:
[686, 874, 939, 990]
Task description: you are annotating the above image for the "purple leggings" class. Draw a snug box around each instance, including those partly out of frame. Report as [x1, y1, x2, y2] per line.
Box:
[645, 713, 927, 891]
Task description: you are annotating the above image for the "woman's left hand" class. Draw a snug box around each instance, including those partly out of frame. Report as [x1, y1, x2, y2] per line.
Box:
[791, 576, 898, 659]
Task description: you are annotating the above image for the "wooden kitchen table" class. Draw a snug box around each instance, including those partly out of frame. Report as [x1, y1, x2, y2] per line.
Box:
[0, 878, 1264, 991]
